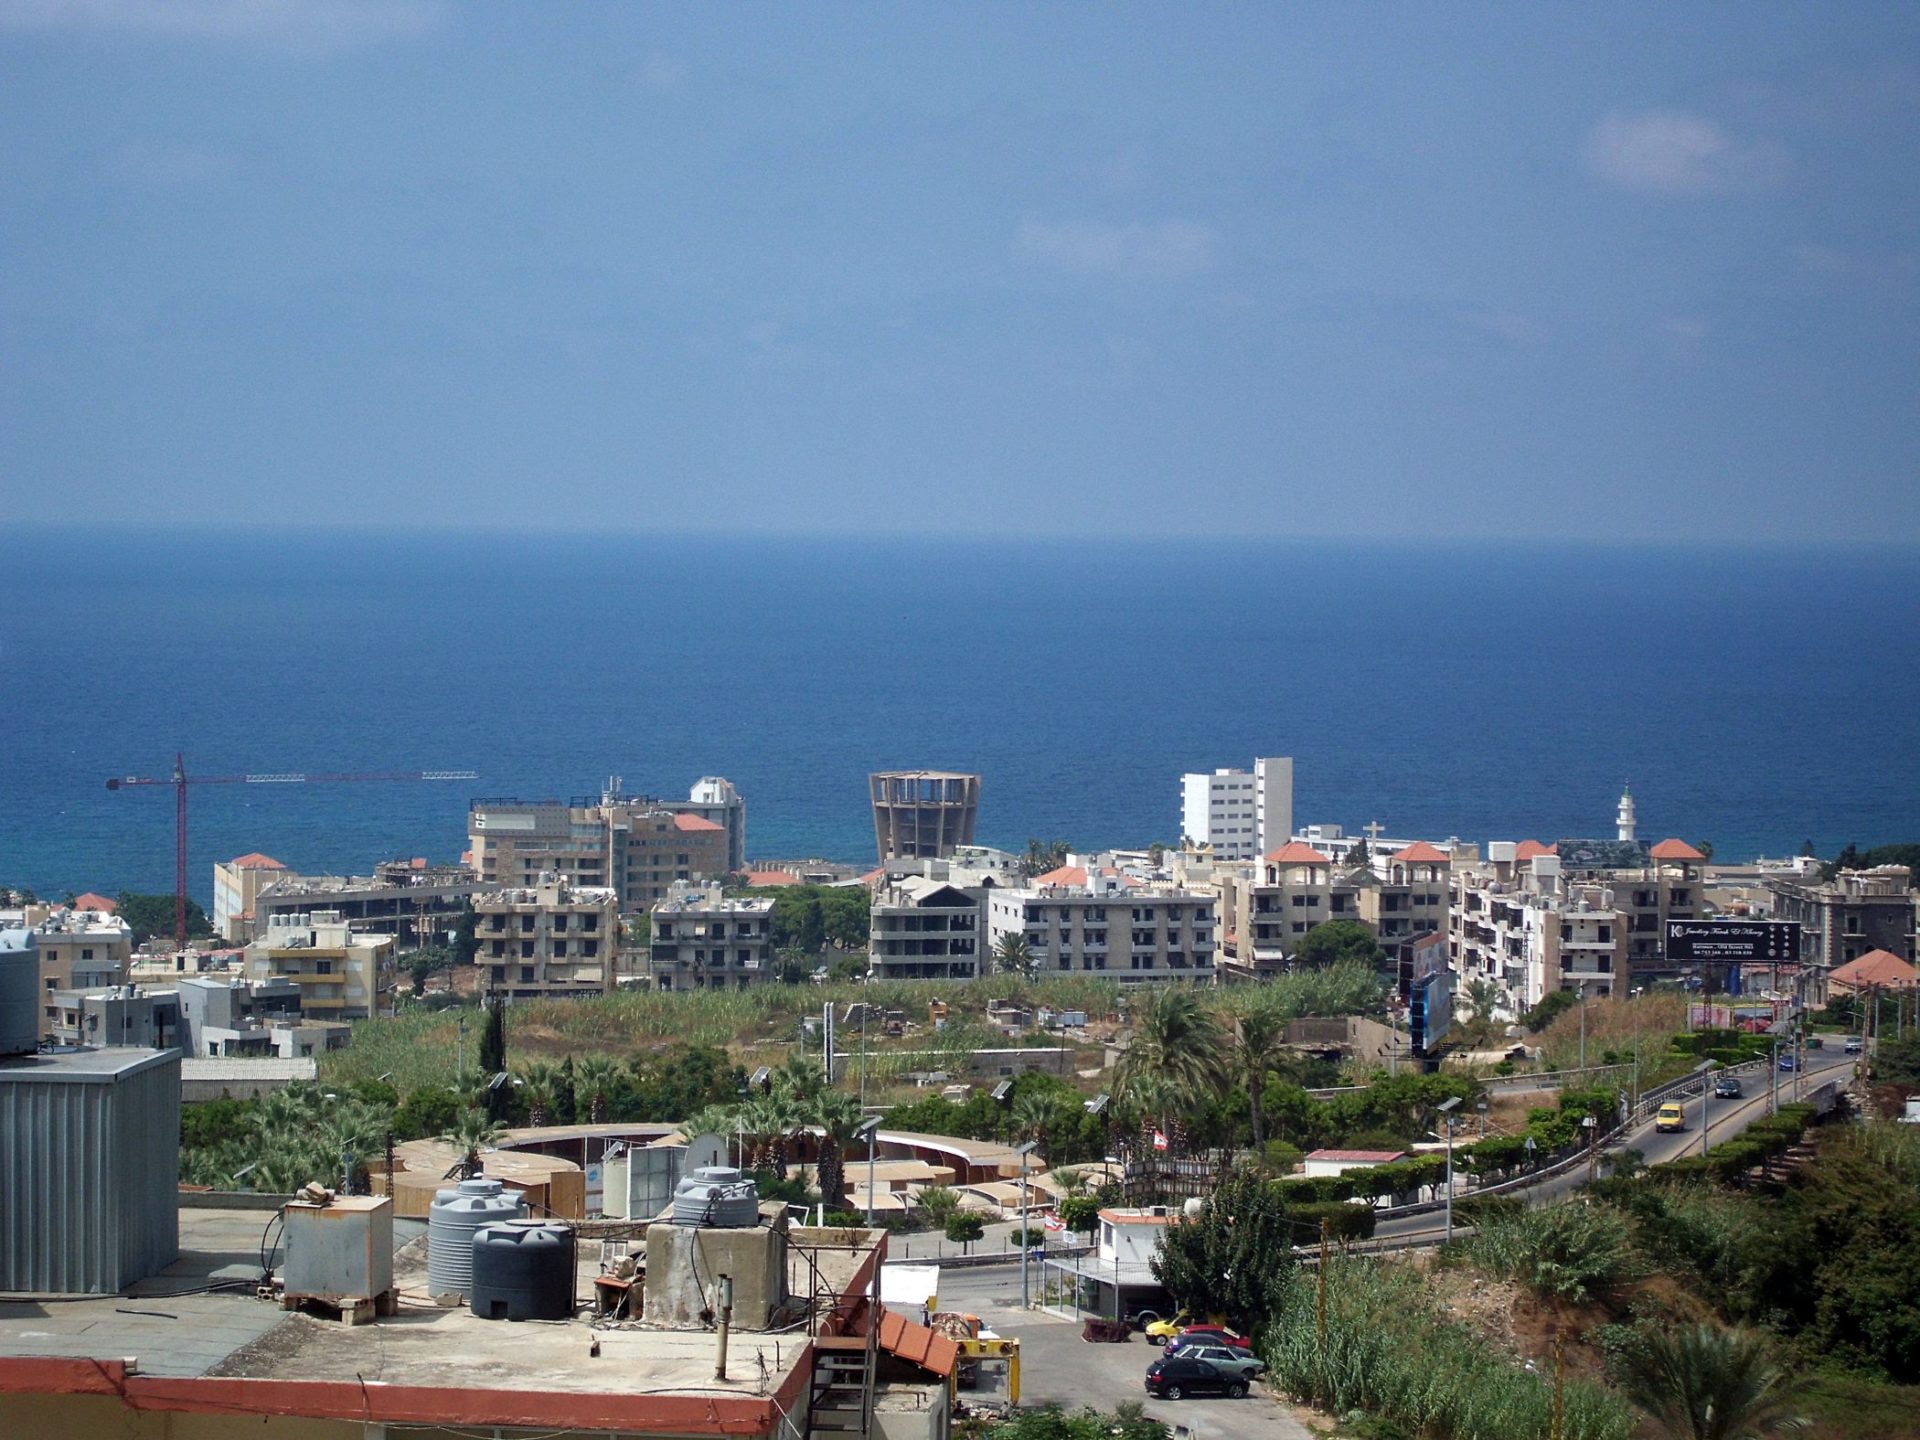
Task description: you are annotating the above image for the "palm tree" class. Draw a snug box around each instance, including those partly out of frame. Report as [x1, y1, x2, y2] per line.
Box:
[440, 1108, 503, 1178]
[576, 1055, 620, 1124]
[1231, 996, 1291, 1148]
[516, 1059, 560, 1127]
[808, 1089, 867, 1214]
[737, 1089, 803, 1178]
[1115, 988, 1229, 1150]
[1617, 1324, 1809, 1440]
[1466, 979, 1501, 1028]
[994, 932, 1038, 980]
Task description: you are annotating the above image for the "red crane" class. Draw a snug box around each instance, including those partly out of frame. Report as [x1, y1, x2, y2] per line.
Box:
[106, 754, 479, 949]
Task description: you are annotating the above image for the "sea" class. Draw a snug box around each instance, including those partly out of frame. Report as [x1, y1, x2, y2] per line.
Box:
[2, 528, 1916, 906]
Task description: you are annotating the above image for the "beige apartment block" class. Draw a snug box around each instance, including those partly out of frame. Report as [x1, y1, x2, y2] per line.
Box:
[1216, 841, 1447, 978]
[985, 877, 1216, 982]
[473, 876, 619, 1001]
[1450, 848, 1630, 1012]
[242, 911, 390, 1021]
[648, 884, 775, 991]
[868, 877, 982, 981]
[211, 852, 288, 943]
[34, 908, 133, 998]
[469, 786, 732, 915]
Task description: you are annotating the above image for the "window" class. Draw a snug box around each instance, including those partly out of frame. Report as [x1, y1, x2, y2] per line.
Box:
[521, 966, 536, 983]
[315, 960, 332, 975]
[521, 941, 534, 958]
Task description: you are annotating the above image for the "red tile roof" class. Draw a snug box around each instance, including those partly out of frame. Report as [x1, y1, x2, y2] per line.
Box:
[1515, 840, 1557, 860]
[1264, 842, 1332, 865]
[671, 814, 724, 832]
[228, 853, 286, 870]
[1650, 838, 1707, 861]
[1390, 842, 1450, 864]
[745, 870, 801, 887]
[70, 892, 117, 913]
[1306, 1148, 1407, 1164]
[875, 1307, 959, 1376]
[1830, 950, 1918, 991]
[1035, 865, 1089, 887]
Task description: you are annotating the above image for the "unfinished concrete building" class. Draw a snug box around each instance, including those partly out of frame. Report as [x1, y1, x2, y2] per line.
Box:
[869, 771, 980, 862]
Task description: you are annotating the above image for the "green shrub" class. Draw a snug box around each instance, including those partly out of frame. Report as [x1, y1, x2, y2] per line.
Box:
[1460, 1199, 1637, 1303]
[1289, 1200, 1377, 1242]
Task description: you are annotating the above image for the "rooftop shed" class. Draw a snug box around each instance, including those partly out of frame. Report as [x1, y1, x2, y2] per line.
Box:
[0, 1047, 180, 1294]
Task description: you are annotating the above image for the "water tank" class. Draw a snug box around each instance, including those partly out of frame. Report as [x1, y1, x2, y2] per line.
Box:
[470, 1221, 575, 1321]
[428, 1177, 524, 1299]
[0, 930, 37, 1058]
[670, 1165, 761, 1227]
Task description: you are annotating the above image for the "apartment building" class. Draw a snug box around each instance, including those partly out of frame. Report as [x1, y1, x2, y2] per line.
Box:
[868, 877, 982, 981]
[34, 907, 133, 995]
[249, 858, 479, 947]
[212, 852, 288, 943]
[242, 911, 390, 1021]
[1556, 838, 1707, 985]
[46, 986, 182, 1051]
[985, 876, 1216, 981]
[1767, 865, 1915, 990]
[1179, 756, 1292, 860]
[468, 782, 733, 914]
[648, 884, 775, 991]
[1450, 849, 1628, 1011]
[472, 876, 619, 1001]
[1215, 841, 1448, 978]
[177, 974, 306, 1057]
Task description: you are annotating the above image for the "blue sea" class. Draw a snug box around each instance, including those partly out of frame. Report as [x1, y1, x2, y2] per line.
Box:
[2, 529, 1916, 905]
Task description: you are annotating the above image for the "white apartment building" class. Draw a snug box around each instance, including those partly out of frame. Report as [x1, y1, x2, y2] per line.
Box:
[472, 875, 620, 1001]
[1450, 849, 1628, 1011]
[986, 877, 1216, 982]
[648, 884, 775, 991]
[868, 877, 982, 982]
[1179, 756, 1292, 861]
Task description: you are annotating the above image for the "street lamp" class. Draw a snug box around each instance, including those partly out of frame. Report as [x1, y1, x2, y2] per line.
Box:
[1695, 1060, 1718, 1159]
[1014, 1141, 1039, 1310]
[1435, 1097, 1461, 1244]
[857, 1116, 881, 1226]
[1581, 1114, 1597, 1183]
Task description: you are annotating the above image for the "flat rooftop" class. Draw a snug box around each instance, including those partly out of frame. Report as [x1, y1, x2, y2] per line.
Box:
[0, 1046, 176, 1084]
[1, 1206, 876, 1400]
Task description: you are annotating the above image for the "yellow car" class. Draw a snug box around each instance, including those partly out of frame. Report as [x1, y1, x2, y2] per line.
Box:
[1655, 1102, 1686, 1133]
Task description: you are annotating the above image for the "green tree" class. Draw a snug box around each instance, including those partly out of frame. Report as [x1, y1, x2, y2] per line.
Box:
[919, 1185, 961, 1227]
[809, 1088, 867, 1215]
[1022, 839, 1071, 877]
[394, 1085, 461, 1142]
[515, 1059, 560, 1127]
[1291, 919, 1385, 970]
[440, 1108, 503, 1178]
[1150, 1169, 1297, 1337]
[1057, 1193, 1101, 1239]
[1114, 987, 1228, 1151]
[576, 1055, 620, 1125]
[478, 1001, 508, 1119]
[994, 932, 1039, 980]
[115, 891, 213, 945]
[407, 944, 456, 996]
[450, 900, 479, 965]
[945, 1211, 986, 1253]
[1615, 1323, 1808, 1440]
[1231, 997, 1291, 1147]
[1798, 839, 1816, 858]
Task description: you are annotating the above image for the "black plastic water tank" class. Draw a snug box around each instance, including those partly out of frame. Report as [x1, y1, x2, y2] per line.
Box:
[470, 1221, 575, 1322]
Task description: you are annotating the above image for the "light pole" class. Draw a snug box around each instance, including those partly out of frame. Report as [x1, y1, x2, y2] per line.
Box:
[1581, 1114, 1596, 1183]
[1015, 1140, 1038, 1309]
[857, 1116, 881, 1227]
[1697, 1061, 1718, 1158]
[1436, 1097, 1461, 1244]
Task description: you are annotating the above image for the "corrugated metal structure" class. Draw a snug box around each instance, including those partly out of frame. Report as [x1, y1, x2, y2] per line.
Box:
[0, 929, 37, 1058]
[0, 1047, 180, 1294]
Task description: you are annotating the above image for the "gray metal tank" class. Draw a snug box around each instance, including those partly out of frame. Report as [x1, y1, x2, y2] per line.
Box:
[0, 930, 38, 1058]
[670, 1165, 760, 1227]
[427, 1177, 524, 1299]
[470, 1221, 575, 1321]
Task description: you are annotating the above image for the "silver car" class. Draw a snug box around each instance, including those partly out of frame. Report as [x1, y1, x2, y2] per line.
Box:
[1163, 1339, 1267, 1381]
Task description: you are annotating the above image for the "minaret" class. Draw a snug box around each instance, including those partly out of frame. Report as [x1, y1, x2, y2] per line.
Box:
[1616, 784, 1636, 843]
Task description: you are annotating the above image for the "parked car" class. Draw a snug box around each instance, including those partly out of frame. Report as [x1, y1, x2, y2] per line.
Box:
[1845, 1037, 1864, 1054]
[1145, 1355, 1250, 1400]
[1655, 1101, 1687, 1133]
[1713, 1075, 1744, 1099]
[1164, 1338, 1267, 1381]
[1144, 1311, 1248, 1347]
[1779, 1053, 1797, 1071]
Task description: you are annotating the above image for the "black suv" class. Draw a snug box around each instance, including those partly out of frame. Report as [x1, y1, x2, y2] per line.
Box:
[1145, 1354, 1250, 1400]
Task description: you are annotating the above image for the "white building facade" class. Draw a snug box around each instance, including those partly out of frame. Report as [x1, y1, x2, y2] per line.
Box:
[1179, 756, 1292, 861]
[986, 878, 1216, 981]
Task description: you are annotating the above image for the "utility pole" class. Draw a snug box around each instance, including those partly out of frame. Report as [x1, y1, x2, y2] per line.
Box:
[1317, 1217, 1330, 1350]
[1549, 1324, 1565, 1440]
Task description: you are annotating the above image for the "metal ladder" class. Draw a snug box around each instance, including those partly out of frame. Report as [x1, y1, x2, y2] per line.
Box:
[805, 1329, 875, 1440]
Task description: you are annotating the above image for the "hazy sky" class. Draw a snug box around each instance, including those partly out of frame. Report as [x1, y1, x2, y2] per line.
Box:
[3, 3, 1917, 541]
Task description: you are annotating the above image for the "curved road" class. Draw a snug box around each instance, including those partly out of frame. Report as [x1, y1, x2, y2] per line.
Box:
[1372, 1047, 1859, 1244]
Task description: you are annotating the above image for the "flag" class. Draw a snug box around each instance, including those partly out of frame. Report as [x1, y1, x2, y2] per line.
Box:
[1043, 1212, 1065, 1232]
[1152, 1129, 1169, 1152]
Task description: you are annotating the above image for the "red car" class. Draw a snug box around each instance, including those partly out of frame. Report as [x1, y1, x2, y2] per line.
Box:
[1169, 1324, 1251, 1352]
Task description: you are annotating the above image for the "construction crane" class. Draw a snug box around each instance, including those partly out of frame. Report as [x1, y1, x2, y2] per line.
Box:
[106, 753, 479, 950]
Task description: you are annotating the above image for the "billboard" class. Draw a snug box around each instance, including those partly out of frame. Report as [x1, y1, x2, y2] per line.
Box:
[1666, 920, 1800, 963]
[1554, 839, 1652, 871]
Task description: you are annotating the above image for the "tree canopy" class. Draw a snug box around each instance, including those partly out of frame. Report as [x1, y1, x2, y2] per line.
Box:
[1291, 918, 1386, 970]
[116, 891, 213, 944]
[1150, 1169, 1299, 1338]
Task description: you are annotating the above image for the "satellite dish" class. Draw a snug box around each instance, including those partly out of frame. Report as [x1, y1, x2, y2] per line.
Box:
[685, 1133, 729, 1172]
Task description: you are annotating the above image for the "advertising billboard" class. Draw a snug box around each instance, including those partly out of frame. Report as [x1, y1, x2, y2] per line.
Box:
[1665, 920, 1800, 963]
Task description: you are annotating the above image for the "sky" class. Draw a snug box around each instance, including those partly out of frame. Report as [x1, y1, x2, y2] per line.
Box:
[1, 3, 1916, 542]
